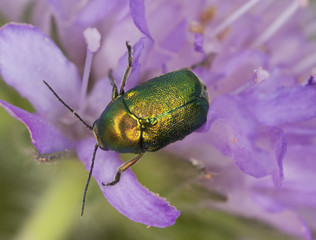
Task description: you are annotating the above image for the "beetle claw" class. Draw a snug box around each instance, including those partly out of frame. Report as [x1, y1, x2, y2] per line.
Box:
[102, 172, 121, 186]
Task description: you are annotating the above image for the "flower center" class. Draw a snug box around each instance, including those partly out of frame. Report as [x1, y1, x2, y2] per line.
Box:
[212, 0, 261, 38]
[251, 0, 307, 47]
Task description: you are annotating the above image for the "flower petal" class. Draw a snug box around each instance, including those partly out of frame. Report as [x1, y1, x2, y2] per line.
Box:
[0, 0, 32, 21]
[194, 33, 204, 53]
[0, 23, 81, 117]
[252, 83, 316, 125]
[159, 19, 187, 53]
[0, 100, 75, 154]
[76, 0, 123, 25]
[76, 138, 180, 227]
[207, 95, 285, 185]
[210, 50, 268, 98]
[129, 0, 154, 41]
[85, 77, 113, 121]
[253, 143, 316, 211]
[47, 0, 80, 22]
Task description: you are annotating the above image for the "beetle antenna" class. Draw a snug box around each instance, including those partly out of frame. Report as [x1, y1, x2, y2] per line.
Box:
[43, 80, 93, 131]
[81, 144, 99, 216]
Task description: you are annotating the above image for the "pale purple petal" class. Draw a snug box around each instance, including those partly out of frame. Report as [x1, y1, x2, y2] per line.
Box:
[85, 77, 112, 121]
[195, 121, 211, 133]
[31, 0, 52, 32]
[47, 1, 130, 68]
[194, 33, 204, 53]
[130, 0, 153, 41]
[210, 50, 268, 97]
[160, 19, 187, 53]
[76, 0, 124, 25]
[284, 122, 316, 144]
[286, 144, 316, 178]
[251, 84, 316, 125]
[298, 217, 313, 240]
[0, 0, 32, 21]
[250, 142, 316, 233]
[253, 185, 316, 212]
[207, 95, 285, 185]
[0, 23, 81, 117]
[76, 138, 180, 227]
[247, 68, 296, 95]
[251, 190, 285, 213]
[0, 100, 75, 154]
[267, 27, 308, 71]
[46, 0, 88, 67]
[48, 0, 123, 26]
[47, 0, 80, 21]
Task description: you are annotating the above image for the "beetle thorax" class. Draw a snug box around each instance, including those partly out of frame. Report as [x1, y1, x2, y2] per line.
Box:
[92, 96, 143, 153]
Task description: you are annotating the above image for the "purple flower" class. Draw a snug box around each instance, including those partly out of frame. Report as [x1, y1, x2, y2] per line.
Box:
[1, 0, 316, 238]
[0, 23, 180, 227]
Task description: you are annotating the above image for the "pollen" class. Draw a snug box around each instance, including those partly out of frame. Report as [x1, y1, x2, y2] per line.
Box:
[200, 6, 216, 24]
[232, 138, 236, 143]
[216, 27, 230, 40]
[189, 25, 204, 34]
[205, 173, 212, 179]
[189, 6, 216, 34]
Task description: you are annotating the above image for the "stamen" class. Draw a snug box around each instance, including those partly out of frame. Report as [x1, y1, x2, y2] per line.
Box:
[79, 27, 101, 110]
[254, 67, 270, 82]
[232, 67, 269, 94]
[211, 0, 261, 37]
[252, 0, 307, 47]
[292, 51, 316, 75]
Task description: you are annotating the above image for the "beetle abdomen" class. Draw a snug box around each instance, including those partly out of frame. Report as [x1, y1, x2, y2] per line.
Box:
[141, 97, 209, 151]
[123, 69, 207, 118]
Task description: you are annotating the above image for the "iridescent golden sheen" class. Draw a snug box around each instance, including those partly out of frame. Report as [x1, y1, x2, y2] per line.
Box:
[93, 68, 209, 154]
[93, 98, 142, 153]
[124, 69, 206, 118]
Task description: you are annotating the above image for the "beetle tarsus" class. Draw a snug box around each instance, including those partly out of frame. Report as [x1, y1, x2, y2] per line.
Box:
[102, 152, 144, 187]
[103, 172, 121, 186]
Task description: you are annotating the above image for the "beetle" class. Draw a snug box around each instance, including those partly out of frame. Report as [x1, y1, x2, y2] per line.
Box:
[43, 42, 209, 215]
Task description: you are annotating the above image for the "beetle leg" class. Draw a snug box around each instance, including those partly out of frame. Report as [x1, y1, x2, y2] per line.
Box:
[102, 152, 144, 186]
[108, 68, 118, 99]
[119, 41, 133, 95]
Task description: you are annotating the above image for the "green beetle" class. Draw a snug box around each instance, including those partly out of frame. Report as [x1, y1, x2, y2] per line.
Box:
[44, 42, 209, 215]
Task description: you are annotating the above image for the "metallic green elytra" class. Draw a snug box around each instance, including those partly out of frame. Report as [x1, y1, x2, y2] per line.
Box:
[93, 69, 209, 154]
[43, 42, 209, 216]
